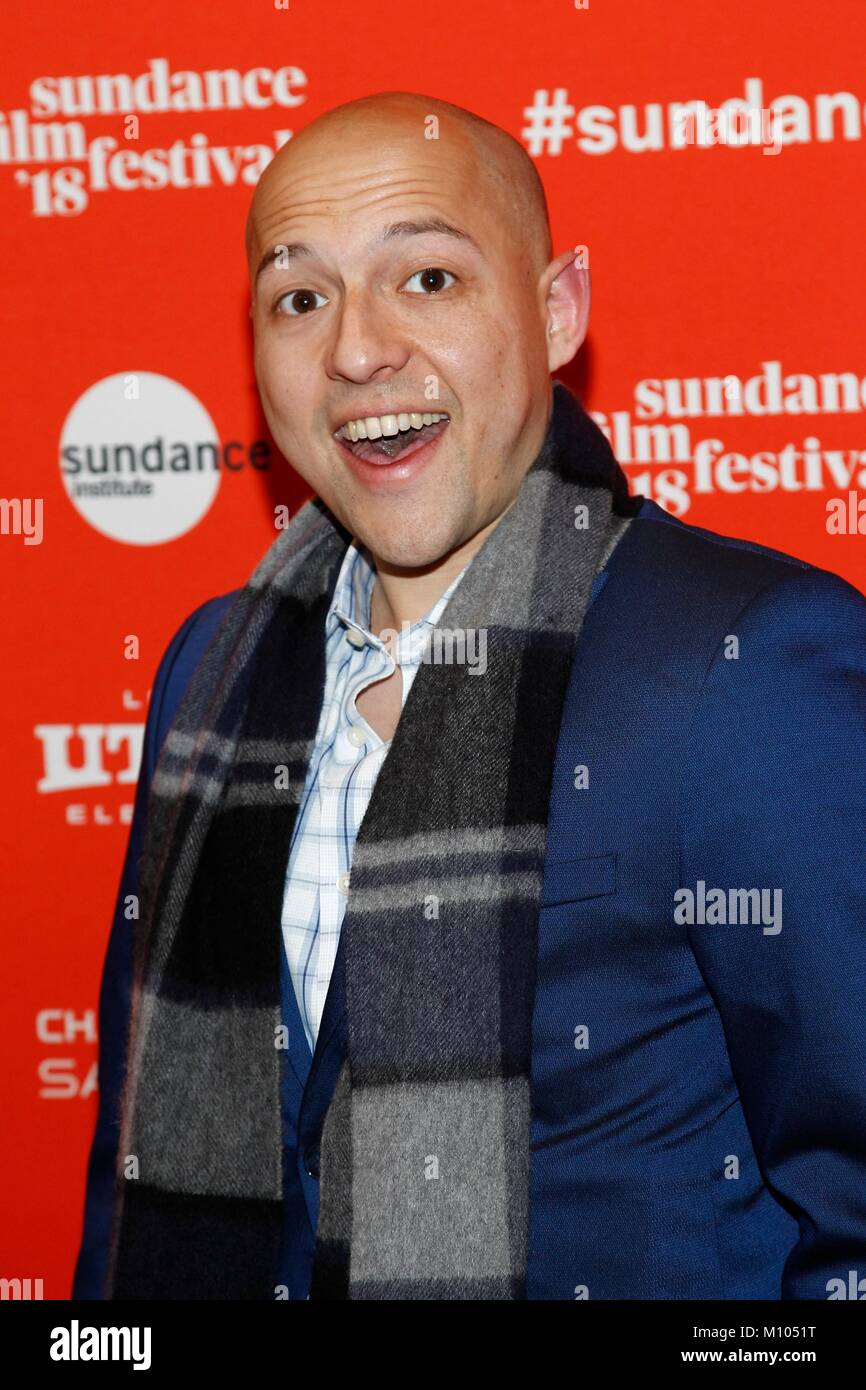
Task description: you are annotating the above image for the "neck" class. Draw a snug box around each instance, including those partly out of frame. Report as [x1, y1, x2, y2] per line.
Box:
[367, 500, 514, 634]
[367, 393, 555, 633]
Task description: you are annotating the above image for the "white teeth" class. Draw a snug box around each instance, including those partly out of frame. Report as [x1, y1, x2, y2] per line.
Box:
[336, 411, 448, 440]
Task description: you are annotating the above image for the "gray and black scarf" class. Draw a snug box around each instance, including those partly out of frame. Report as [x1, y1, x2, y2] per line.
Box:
[106, 383, 636, 1299]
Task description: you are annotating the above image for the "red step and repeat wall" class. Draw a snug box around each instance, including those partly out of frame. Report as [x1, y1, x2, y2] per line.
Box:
[2, 0, 864, 1298]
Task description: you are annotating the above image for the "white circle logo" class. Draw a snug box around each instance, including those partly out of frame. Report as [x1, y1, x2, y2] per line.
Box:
[60, 372, 221, 545]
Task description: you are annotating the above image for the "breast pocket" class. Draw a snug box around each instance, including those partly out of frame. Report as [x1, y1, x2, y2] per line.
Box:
[540, 851, 617, 908]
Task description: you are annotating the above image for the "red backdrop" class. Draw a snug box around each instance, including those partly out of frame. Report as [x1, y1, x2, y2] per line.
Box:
[2, 0, 864, 1298]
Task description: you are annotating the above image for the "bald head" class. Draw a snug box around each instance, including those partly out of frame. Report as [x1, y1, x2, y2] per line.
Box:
[245, 86, 589, 578]
[245, 90, 552, 280]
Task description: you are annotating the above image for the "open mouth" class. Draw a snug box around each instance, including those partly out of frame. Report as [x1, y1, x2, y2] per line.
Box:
[334, 412, 450, 466]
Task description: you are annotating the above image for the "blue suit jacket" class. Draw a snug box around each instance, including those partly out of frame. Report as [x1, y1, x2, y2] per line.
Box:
[73, 495, 866, 1300]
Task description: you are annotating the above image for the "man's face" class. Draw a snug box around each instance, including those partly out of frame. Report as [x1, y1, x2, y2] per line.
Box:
[248, 118, 552, 568]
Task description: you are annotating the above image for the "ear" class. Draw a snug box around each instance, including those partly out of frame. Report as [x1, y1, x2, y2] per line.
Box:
[542, 248, 591, 372]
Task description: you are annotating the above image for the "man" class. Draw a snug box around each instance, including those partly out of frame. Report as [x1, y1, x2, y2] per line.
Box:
[73, 91, 866, 1301]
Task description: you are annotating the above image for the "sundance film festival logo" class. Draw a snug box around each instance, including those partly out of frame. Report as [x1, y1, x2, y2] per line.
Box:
[60, 371, 269, 545]
[590, 359, 866, 517]
[3, 56, 307, 217]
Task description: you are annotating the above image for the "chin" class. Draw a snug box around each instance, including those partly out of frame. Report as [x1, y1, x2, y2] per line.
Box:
[369, 543, 439, 570]
[365, 529, 453, 571]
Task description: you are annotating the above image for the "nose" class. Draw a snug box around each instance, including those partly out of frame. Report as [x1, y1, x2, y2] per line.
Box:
[326, 284, 411, 384]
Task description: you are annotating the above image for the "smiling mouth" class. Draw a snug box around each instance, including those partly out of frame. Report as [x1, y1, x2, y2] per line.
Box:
[334, 412, 450, 464]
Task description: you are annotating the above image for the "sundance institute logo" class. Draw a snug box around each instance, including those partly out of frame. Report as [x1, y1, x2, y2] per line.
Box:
[59, 371, 270, 546]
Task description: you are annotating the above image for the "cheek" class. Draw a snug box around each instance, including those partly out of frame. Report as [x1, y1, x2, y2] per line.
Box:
[430, 313, 511, 387]
[254, 331, 310, 411]
[463, 298, 529, 372]
[253, 335, 279, 405]
[254, 355, 308, 461]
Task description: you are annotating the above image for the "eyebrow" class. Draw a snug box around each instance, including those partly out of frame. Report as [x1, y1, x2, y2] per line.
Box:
[254, 217, 480, 284]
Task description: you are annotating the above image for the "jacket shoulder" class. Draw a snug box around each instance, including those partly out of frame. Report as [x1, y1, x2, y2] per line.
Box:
[626, 496, 865, 610]
[634, 494, 809, 571]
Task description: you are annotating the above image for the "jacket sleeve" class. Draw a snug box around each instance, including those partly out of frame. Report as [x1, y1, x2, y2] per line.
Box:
[70, 600, 218, 1298]
[680, 565, 866, 1300]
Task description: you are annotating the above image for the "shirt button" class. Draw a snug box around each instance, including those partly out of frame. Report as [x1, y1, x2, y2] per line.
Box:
[345, 627, 366, 648]
[336, 871, 350, 894]
[347, 726, 366, 747]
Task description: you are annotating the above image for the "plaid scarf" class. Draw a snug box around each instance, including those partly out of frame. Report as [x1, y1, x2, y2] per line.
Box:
[106, 384, 636, 1300]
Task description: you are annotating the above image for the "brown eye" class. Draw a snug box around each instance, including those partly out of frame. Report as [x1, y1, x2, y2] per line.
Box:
[403, 268, 456, 294]
[277, 289, 327, 316]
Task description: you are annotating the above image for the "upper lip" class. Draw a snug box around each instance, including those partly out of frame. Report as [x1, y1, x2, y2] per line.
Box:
[331, 406, 450, 434]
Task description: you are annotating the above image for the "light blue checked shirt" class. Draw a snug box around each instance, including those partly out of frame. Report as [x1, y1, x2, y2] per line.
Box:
[281, 537, 470, 1054]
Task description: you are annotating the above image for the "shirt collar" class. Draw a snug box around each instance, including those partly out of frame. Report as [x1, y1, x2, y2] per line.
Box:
[328, 538, 469, 653]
